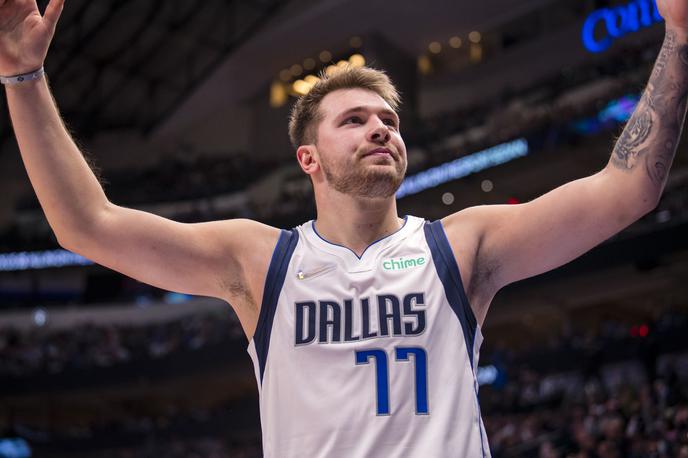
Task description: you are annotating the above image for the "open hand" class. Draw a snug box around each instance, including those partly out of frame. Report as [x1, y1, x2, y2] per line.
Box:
[0, 0, 63, 76]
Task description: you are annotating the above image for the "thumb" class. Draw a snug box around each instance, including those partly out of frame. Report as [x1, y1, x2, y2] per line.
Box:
[43, 0, 64, 31]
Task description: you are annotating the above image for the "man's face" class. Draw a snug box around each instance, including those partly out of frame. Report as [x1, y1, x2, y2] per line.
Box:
[312, 88, 407, 199]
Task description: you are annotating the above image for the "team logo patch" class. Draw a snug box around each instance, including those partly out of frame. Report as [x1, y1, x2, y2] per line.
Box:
[382, 256, 426, 271]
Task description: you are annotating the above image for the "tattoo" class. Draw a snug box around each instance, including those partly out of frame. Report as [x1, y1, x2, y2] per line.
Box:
[611, 30, 688, 188]
[650, 29, 676, 82]
[612, 111, 653, 169]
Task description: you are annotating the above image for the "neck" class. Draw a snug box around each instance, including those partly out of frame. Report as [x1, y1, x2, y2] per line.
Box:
[313, 190, 403, 257]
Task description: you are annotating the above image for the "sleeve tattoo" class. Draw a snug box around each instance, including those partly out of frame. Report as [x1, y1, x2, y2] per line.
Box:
[611, 30, 688, 188]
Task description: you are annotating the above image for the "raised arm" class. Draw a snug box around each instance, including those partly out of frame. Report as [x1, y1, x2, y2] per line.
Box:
[0, 0, 279, 335]
[443, 3, 688, 325]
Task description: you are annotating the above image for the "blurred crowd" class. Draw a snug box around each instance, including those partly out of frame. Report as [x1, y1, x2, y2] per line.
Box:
[479, 308, 688, 457]
[406, 43, 657, 171]
[91, 438, 262, 458]
[484, 369, 688, 457]
[4, 304, 684, 383]
[2, 305, 688, 457]
[0, 312, 243, 378]
[22, 398, 263, 458]
[33, 437, 262, 458]
[16, 152, 271, 212]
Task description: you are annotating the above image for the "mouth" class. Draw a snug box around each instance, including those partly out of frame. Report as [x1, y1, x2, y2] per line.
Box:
[363, 147, 395, 159]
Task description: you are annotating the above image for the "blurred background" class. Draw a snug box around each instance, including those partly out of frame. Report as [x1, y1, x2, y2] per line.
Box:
[1, 0, 687, 456]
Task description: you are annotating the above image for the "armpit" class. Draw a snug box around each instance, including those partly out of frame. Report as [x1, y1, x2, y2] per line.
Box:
[221, 264, 258, 312]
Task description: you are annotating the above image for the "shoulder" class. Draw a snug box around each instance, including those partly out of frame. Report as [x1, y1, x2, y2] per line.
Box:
[208, 219, 284, 337]
[206, 218, 282, 255]
[215, 219, 284, 288]
[233, 218, 283, 248]
[187, 218, 282, 273]
[183, 217, 277, 270]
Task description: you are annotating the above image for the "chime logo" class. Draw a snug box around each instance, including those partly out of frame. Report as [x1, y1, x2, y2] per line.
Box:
[382, 256, 426, 271]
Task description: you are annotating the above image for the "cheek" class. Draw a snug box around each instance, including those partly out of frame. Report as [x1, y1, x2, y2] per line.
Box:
[391, 131, 404, 145]
[394, 136, 407, 157]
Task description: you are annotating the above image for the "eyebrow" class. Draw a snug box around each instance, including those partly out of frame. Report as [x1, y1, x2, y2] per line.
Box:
[336, 106, 399, 123]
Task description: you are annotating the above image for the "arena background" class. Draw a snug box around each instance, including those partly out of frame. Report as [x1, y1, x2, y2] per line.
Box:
[1, 0, 687, 456]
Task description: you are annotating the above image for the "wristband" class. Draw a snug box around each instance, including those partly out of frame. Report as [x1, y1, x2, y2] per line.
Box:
[0, 67, 45, 85]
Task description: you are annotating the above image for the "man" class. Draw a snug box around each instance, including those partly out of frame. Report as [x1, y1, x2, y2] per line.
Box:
[0, 0, 686, 456]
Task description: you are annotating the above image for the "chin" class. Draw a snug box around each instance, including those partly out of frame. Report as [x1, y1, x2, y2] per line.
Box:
[355, 174, 404, 199]
[325, 161, 405, 198]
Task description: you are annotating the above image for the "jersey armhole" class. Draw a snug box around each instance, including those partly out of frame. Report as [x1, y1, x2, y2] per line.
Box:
[423, 220, 479, 367]
[252, 228, 299, 383]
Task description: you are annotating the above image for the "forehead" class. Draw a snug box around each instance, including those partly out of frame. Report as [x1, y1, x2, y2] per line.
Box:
[319, 88, 394, 120]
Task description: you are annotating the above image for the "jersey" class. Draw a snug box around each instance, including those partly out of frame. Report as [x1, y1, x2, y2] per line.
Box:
[247, 216, 491, 457]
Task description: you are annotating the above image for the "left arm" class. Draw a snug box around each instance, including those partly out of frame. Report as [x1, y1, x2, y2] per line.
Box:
[443, 11, 688, 325]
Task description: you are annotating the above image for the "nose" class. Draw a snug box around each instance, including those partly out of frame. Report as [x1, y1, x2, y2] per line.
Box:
[367, 118, 391, 144]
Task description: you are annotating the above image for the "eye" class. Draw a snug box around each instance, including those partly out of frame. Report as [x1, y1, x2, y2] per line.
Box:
[383, 118, 398, 128]
[343, 115, 364, 125]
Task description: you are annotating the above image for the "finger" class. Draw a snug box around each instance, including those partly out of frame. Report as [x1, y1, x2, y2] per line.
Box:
[43, 0, 63, 29]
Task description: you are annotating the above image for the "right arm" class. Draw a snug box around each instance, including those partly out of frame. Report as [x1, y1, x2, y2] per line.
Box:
[1, 0, 279, 333]
[7, 77, 279, 300]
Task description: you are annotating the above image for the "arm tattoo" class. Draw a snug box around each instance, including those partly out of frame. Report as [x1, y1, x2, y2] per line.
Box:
[611, 31, 688, 188]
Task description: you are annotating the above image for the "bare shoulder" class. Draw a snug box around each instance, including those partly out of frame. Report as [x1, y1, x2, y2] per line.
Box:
[183, 217, 281, 274]
[211, 218, 282, 259]
[223, 218, 282, 292]
[440, 206, 502, 325]
[209, 218, 281, 298]
[197, 218, 281, 336]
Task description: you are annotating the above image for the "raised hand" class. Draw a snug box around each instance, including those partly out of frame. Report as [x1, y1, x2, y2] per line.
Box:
[657, 0, 688, 33]
[0, 0, 63, 76]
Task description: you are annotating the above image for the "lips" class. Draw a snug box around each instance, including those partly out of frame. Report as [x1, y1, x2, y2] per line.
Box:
[363, 147, 394, 159]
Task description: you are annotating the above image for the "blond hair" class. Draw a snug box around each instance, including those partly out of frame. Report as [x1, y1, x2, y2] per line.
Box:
[288, 66, 401, 149]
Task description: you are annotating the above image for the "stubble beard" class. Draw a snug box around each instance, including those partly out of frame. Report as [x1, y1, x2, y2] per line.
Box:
[320, 152, 406, 199]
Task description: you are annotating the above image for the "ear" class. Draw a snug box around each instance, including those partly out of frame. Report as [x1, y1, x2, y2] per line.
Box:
[296, 145, 320, 176]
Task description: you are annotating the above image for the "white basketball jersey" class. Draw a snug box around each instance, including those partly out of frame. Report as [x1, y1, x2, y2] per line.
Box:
[247, 216, 491, 457]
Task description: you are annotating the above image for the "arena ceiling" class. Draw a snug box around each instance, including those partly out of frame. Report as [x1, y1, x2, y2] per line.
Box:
[0, 0, 558, 152]
[0, 0, 290, 144]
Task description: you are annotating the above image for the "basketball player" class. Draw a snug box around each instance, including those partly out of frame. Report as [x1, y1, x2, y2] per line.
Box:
[1, 0, 687, 456]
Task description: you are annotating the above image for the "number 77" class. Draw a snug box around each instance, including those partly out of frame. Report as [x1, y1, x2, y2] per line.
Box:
[355, 346, 428, 416]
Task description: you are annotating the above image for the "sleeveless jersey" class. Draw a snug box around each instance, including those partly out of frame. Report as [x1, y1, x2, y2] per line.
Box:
[247, 216, 490, 457]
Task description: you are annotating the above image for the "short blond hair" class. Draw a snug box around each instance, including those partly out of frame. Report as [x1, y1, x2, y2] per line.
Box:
[288, 66, 401, 149]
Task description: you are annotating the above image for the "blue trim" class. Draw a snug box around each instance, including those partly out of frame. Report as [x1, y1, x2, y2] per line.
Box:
[311, 215, 408, 260]
[424, 220, 487, 456]
[253, 229, 299, 383]
[423, 220, 477, 368]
